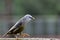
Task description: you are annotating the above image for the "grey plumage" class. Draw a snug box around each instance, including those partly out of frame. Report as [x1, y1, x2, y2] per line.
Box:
[2, 14, 35, 38]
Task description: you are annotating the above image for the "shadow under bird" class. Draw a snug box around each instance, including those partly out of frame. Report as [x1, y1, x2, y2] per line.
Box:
[2, 14, 35, 38]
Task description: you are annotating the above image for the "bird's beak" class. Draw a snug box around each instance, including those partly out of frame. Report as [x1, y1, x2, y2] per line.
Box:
[32, 17, 35, 20]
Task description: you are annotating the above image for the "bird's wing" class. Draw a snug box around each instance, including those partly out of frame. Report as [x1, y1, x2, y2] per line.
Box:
[2, 19, 23, 37]
[9, 21, 21, 32]
[8, 21, 23, 33]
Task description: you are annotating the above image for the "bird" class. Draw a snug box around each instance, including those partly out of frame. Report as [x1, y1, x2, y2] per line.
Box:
[2, 14, 35, 38]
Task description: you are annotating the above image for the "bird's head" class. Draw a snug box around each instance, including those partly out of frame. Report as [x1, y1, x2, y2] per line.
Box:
[23, 14, 35, 23]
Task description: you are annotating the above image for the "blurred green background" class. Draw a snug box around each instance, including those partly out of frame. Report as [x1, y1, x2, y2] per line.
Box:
[0, 0, 60, 36]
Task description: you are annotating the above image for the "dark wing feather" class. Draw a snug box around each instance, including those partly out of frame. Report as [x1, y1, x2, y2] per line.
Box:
[2, 22, 23, 37]
[8, 22, 23, 34]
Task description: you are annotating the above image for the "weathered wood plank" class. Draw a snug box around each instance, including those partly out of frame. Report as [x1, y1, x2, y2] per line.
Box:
[0, 38, 59, 40]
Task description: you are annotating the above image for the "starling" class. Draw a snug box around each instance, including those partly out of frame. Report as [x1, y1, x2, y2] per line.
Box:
[2, 14, 35, 38]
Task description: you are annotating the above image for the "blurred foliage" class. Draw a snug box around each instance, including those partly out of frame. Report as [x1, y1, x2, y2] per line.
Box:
[0, 0, 60, 15]
[11, 0, 60, 15]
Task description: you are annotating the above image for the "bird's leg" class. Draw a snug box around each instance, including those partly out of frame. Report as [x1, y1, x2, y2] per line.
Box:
[16, 33, 21, 38]
[15, 35, 18, 38]
[16, 32, 24, 38]
[15, 34, 19, 40]
[20, 32, 21, 35]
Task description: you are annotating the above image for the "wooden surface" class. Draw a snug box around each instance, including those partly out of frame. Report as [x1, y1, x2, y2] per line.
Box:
[0, 35, 60, 40]
[0, 38, 60, 40]
[1, 35, 60, 38]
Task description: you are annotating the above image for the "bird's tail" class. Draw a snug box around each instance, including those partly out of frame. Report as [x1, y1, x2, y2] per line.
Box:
[2, 32, 8, 38]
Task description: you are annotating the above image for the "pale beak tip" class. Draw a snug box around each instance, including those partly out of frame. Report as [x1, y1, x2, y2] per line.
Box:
[32, 17, 35, 20]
